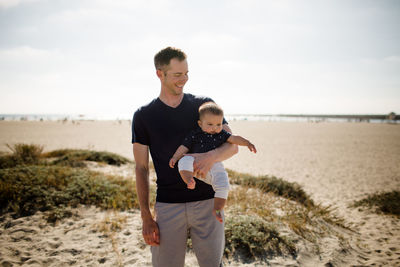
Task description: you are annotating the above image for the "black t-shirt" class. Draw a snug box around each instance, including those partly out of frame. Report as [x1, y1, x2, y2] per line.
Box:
[132, 93, 225, 203]
[182, 128, 232, 154]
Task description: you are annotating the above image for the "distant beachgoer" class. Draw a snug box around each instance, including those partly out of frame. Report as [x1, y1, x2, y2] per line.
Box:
[169, 102, 257, 223]
[132, 47, 238, 267]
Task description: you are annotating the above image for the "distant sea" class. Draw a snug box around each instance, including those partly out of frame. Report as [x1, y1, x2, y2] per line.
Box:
[0, 114, 398, 124]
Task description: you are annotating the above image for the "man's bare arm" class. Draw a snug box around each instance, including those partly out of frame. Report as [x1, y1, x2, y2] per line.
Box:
[191, 124, 238, 178]
[133, 143, 159, 246]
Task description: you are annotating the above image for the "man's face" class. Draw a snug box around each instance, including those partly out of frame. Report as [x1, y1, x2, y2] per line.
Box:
[198, 113, 224, 134]
[160, 58, 189, 96]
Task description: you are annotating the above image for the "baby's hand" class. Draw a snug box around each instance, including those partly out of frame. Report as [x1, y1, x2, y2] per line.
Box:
[169, 158, 176, 168]
[247, 142, 257, 153]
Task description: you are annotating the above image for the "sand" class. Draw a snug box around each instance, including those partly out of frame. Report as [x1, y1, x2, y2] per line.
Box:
[0, 120, 399, 266]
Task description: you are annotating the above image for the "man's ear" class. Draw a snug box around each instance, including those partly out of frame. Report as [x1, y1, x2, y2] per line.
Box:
[156, 69, 163, 79]
[197, 120, 201, 127]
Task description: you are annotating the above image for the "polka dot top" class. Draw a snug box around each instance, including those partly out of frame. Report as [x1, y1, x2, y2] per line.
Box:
[182, 127, 232, 153]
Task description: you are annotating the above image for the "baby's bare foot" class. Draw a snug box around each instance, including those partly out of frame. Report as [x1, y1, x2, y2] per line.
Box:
[187, 178, 196, 189]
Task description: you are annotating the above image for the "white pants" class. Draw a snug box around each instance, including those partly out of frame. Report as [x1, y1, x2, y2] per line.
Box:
[178, 155, 230, 199]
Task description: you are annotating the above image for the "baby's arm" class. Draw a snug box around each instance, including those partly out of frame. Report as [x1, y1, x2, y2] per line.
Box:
[169, 145, 190, 168]
[227, 135, 257, 153]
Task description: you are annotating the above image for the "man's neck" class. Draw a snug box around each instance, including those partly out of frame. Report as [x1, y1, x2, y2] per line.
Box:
[158, 92, 184, 108]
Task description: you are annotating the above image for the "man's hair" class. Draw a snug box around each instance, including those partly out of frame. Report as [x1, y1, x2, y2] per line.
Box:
[154, 47, 187, 71]
[198, 102, 224, 119]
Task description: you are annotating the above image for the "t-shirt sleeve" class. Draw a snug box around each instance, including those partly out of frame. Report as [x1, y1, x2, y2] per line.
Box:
[181, 131, 194, 151]
[131, 110, 150, 145]
[220, 129, 232, 142]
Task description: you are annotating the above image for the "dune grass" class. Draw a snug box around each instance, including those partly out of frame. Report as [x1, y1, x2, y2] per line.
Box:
[0, 144, 136, 223]
[224, 215, 296, 260]
[0, 143, 44, 168]
[352, 190, 400, 217]
[0, 144, 132, 168]
[227, 169, 314, 207]
[226, 170, 347, 245]
[0, 165, 138, 223]
[0, 143, 349, 262]
[42, 149, 131, 167]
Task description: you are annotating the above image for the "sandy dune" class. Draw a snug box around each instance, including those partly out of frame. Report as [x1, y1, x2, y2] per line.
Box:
[0, 120, 399, 266]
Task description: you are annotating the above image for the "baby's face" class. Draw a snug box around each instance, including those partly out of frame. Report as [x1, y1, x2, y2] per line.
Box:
[198, 113, 223, 134]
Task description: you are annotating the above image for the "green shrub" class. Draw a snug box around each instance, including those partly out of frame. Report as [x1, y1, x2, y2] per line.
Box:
[352, 190, 400, 217]
[0, 165, 138, 221]
[224, 215, 296, 260]
[0, 154, 17, 169]
[44, 149, 131, 166]
[227, 169, 314, 207]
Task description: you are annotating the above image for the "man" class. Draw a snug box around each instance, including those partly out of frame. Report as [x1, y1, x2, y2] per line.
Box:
[132, 47, 238, 267]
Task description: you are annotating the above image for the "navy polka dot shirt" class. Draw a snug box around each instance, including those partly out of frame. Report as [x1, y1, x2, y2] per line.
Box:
[182, 127, 231, 153]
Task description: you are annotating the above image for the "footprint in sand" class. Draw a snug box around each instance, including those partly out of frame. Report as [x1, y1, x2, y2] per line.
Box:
[0, 260, 14, 267]
[124, 258, 138, 265]
[61, 248, 81, 256]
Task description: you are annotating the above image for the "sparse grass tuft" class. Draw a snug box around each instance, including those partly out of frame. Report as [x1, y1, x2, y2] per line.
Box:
[0, 143, 44, 168]
[224, 214, 296, 260]
[0, 165, 138, 221]
[352, 190, 400, 217]
[7, 143, 43, 163]
[227, 169, 314, 207]
[95, 211, 127, 267]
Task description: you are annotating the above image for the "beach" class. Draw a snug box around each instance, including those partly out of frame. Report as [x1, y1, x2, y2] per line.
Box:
[1, 120, 399, 266]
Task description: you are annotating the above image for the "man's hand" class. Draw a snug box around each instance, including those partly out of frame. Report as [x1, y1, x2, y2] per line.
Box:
[187, 150, 216, 179]
[213, 209, 223, 223]
[142, 217, 160, 246]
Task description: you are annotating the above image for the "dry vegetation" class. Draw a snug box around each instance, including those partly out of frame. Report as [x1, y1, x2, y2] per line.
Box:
[0, 143, 356, 263]
[352, 190, 400, 217]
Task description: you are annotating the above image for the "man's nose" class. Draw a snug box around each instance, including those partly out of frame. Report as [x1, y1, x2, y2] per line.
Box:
[180, 75, 188, 82]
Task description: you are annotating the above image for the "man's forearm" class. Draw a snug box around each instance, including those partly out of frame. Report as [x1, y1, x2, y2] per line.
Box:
[135, 166, 152, 219]
[212, 142, 238, 162]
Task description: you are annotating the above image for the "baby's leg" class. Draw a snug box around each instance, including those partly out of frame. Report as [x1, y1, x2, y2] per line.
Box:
[177, 156, 196, 189]
[209, 162, 230, 223]
[179, 170, 196, 189]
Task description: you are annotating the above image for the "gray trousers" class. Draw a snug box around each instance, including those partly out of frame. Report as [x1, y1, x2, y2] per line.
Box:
[151, 198, 225, 267]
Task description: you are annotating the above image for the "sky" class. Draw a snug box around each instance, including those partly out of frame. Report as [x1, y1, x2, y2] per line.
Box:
[0, 0, 399, 118]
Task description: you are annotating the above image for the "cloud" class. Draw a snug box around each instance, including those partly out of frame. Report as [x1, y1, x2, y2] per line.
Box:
[0, 0, 41, 9]
[0, 46, 67, 75]
[0, 46, 60, 60]
[0, 0, 22, 9]
[384, 56, 400, 63]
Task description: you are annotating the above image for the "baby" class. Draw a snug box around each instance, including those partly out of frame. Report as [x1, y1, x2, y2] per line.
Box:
[169, 102, 256, 223]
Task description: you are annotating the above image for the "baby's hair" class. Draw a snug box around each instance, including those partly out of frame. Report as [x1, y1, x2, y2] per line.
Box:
[199, 102, 224, 119]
